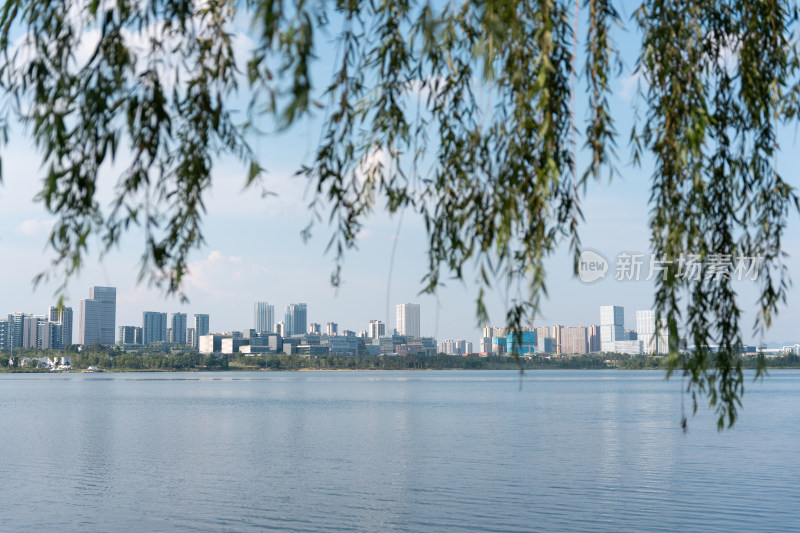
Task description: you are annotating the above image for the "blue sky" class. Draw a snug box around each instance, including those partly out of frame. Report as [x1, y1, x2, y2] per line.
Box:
[1, 6, 799, 347]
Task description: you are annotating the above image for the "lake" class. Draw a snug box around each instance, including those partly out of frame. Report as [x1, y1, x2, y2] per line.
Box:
[1, 369, 798, 532]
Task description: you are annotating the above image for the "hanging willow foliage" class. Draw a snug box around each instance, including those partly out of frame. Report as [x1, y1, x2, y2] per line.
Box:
[0, 0, 797, 427]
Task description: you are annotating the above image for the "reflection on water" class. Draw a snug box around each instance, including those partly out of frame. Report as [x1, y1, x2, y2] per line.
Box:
[0, 369, 799, 532]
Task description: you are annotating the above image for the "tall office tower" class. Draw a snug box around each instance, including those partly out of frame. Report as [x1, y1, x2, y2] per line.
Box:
[326, 322, 338, 336]
[171, 313, 187, 345]
[588, 325, 601, 352]
[186, 328, 196, 349]
[368, 320, 385, 339]
[193, 314, 210, 349]
[396, 303, 421, 338]
[254, 302, 275, 333]
[87, 286, 116, 344]
[308, 322, 321, 335]
[143, 312, 168, 344]
[276, 322, 286, 337]
[284, 303, 307, 336]
[635, 310, 669, 354]
[600, 305, 625, 352]
[79, 299, 100, 345]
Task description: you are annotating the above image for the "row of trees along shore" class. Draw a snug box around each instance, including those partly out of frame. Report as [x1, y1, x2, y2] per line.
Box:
[2, 347, 799, 372]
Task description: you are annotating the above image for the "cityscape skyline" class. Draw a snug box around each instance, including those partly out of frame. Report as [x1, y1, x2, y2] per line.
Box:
[3, 285, 788, 356]
[3, 287, 800, 351]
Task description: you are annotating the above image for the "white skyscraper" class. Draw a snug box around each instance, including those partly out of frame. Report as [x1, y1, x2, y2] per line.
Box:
[600, 305, 624, 352]
[636, 310, 656, 353]
[255, 302, 275, 333]
[636, 309, 669, 354]
[396, 303, 421, 338]
[369, 320, 385, 339]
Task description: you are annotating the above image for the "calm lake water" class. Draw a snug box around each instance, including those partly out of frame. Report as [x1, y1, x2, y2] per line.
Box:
[1, 369, 798, 532]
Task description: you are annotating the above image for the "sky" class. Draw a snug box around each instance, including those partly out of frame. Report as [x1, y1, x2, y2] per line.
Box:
[1, 6, 799, 347]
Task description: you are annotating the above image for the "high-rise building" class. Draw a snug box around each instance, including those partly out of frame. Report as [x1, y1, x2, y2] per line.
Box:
[49, 306, 73, 346]
[507, 331, 537, 356]
[636, 310, 669, 354]
[326, 322, 338, 336]
[369, 320, 385, 339]
[79, 299, 101, 346]
[396, 303, 421, 338]
[552, 325, 565, 354]
[284, 303, 307, 336]
[276, 321, 286, 337]
[600, 305, 625, 352]
[23, 315, 46, 348]
[308, 322, 321, 335]
[588, 325, 601, 352]
[171, 313, 187, 345]
[0, 318, 9, 351]
[8, 312, 27, 349]
[119, 326, 143, 345]
[143, 312, 168, 344]
[192, 314, 210, 349]
[38, 321, 62, 350]
[90, 286, 116, 344]
[438, 339, 473, 355]
[79, 286, 116, 345]
[254, 302, 275, 333]
[562, 326, 588, 354]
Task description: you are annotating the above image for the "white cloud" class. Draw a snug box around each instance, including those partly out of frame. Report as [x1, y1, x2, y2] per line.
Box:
[619, 70, 644, 102]
[184, 250, 268, 298]
[17, 218, 54, 236]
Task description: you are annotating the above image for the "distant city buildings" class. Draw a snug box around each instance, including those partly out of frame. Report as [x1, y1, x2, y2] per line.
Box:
[79, 286, 116, 345]
[284, 303, 307, 336]
[368, 320, 385, 339]
[507, 331, 537, 356]
[1, 295, 686, 360]
[396, 303, 420, 337]
[171, 313, 187, 345]
[143, 311, 168, 344]
[193, 314, 210, 349]
[600, 305, 625, 352]
[562, 326, 588, 354]
[635, 310, 669, 354]
[49, 305, 73, 346]
[438, 339, 473, 355]
[254, 302, 274, 333]
[119, 325, 143, 345]
[588, 325, 601, 353]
